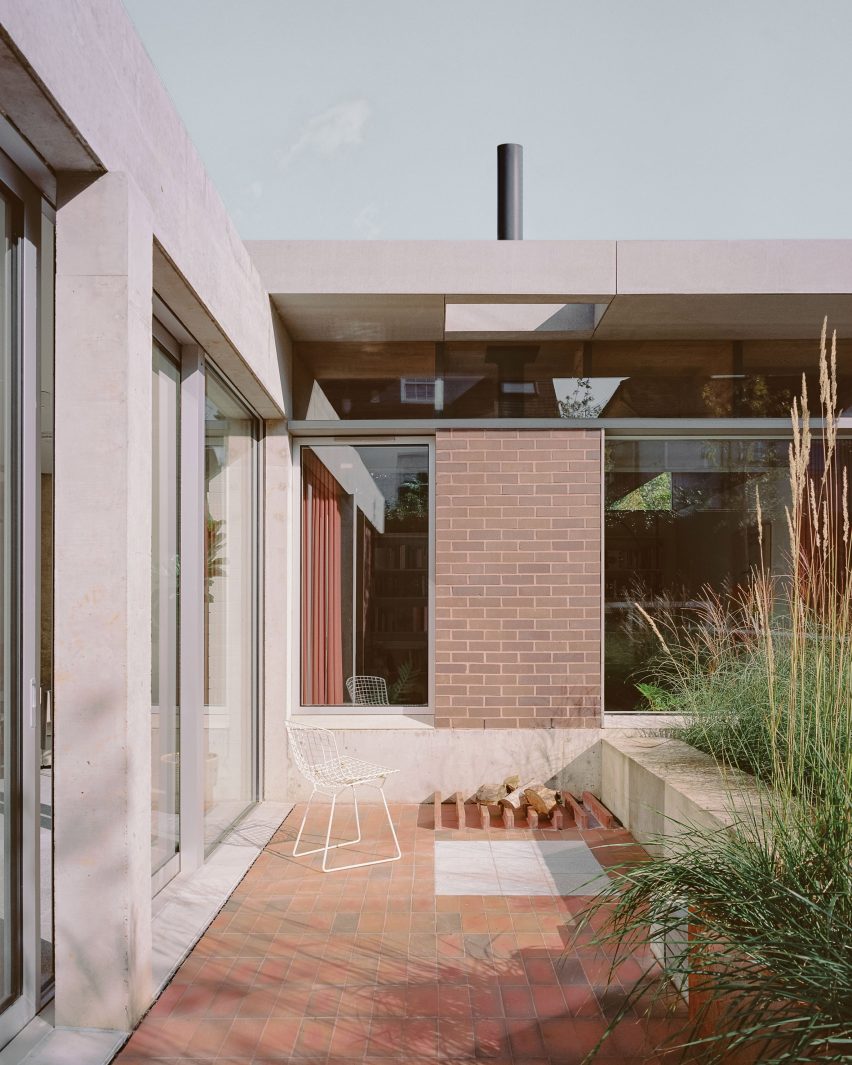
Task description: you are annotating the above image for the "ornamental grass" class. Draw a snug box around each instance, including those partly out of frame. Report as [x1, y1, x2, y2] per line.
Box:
[580, 321, 852, 1063]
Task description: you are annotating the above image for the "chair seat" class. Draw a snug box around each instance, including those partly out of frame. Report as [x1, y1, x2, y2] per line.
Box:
[287, 722, 402, 871]
[311, 755, 399, 789]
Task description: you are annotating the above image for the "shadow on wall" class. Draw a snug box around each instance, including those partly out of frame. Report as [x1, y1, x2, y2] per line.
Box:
[284, 728, 604, 805]
[54, 693, 153, 1028]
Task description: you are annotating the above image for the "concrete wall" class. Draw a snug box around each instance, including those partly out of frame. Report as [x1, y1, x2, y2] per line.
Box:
[434, 429, 602, 728]
[0, 0, 294, 1036]
[0, 0, 286, 416]
[286, 727, 602, 804]
[54, 172, 153, 1029]
[601, 733, 762, 856]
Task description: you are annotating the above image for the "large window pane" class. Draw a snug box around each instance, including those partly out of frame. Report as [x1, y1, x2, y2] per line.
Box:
[39, 209, 54, 989]
[293, 343, 437, 420]
[603, 438, 847, 710]
[0, 189, 18, 1013]
[151, 345, 180, 879]
[204, 372, 257, 850]
[301, 445, 430, 707]
[292, 339, 852, 421]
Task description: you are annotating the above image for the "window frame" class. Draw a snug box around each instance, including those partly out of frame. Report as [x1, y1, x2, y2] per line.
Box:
[599, 427, 852, 720]
[201, 359, 263, 853]
[0, 146, 50, 1048]
[292, 436, 435, 722]
[148, 308, 265, 891]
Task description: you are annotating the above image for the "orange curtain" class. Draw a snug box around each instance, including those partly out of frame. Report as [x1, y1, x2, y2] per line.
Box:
[301, 450, 344, 704]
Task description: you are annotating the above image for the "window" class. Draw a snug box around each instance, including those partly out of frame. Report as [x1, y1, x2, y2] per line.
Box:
[604, 438, 852, 710]
[292, 338, 852, 421]
[300, 443, 431, 709]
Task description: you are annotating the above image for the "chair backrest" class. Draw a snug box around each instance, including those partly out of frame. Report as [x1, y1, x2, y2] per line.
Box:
[345, 675, 389, 705]
[286, 722, 341, 785]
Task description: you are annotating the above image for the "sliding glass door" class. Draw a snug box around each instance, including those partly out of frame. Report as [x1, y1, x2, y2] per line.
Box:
[0, 173, 19, 1025]
[151, 343, 181, 889]
[203, 369, 258, 851]
[0, 156, 52, 1049]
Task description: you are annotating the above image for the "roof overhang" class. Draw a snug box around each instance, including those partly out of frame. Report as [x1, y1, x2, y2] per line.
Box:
[246, 239, 852, 342]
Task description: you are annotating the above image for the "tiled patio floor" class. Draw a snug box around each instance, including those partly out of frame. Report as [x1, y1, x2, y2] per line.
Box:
[116, 803, 688, 1064]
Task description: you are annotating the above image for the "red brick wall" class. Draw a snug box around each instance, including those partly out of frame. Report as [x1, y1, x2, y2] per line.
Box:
[434, 429, 601, 728]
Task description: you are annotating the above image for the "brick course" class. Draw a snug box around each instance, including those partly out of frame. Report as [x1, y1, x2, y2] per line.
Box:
[434, 429, 601, 728]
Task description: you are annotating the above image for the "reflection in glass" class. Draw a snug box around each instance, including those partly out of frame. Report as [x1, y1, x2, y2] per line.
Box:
[151, 346, 180, 879]
[293, 343, 437, 420]
[604, 439, 852, 710]
[293, 339, 852, 421]
[301, 445, 429, 707]
[0, 189, 16, 1011]
[39, 210, 54, 987]
[204, 372, 256, 850]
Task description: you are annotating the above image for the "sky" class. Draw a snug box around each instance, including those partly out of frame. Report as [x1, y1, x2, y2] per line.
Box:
[122, 0, 852, 241]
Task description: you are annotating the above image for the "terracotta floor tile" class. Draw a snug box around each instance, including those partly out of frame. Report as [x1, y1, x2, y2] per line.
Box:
[469, 984, 504, 1018]
[219, 1016, 265, 1057]
[329, 1016, 371, 1057]
[233, 985, 277, 1018]
[507, 1015, 548, 1059]
[403, 1017, 440, 1056]
[474, 1017, 510, 1058]
[184, 1017, 233, 1057]
[256, 1015, 302, 1057]
[500, 984, 535, 1018]
[367, 1016, 408, 1056]
[295, 1017, 335, 1056]
[115, 805, 685, 1065]
[402, 982, 439, 1016]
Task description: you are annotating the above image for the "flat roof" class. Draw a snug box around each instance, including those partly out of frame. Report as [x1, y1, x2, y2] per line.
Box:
[246, 239, 852, 343]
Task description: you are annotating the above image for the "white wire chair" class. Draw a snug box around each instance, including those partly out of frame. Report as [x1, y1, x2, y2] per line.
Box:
[286, 722, 402, 872]
[345, 675, 390, 705]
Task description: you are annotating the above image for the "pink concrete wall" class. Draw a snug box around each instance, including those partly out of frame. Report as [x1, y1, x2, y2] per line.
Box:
[434, 429, 602, 729]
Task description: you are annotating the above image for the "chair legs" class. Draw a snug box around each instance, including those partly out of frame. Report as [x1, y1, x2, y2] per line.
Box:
[292, 782, 402, 872]
[292, 785, 362, 858]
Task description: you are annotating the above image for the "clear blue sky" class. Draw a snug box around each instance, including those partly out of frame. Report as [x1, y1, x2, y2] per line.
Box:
[123, 0, 852, 241]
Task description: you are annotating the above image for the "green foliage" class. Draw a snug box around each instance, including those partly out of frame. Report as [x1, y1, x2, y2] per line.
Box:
[610, 472, 673, 512]
[580, 800, 852, 1063]
[580, 323, 852, 1063]
[205, 514, 226, 603]
[634, 681, 680, 712]
[559, 377, 602, 418]
[388, 656, 421, 704]
[385, 473, 428, 528]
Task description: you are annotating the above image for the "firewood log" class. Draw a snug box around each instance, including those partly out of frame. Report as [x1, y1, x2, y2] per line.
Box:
[475, 783, 507, 805]
[503, 774, 521, 792]
[523, 784, 558, 817]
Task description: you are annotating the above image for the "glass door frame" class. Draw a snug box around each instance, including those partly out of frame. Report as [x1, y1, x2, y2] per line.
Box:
[201, 361, 262, 854]
[151, 320, 182, 896]
[0, 150, 49, 1047]
[149, 307, 263, 894]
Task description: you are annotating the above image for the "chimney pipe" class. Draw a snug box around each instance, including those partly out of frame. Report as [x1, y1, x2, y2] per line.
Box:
[497, 143, 523, 239]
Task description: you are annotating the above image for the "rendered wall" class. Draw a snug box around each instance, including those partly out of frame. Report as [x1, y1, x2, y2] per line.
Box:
[601, 733, 762, 856]
[434, 429, 602, 728]
[0, 0, 285, 415]
[285, 727, 602, 804]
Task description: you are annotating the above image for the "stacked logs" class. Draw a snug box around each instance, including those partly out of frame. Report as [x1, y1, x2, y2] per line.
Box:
[474, 775, 561, 830]
[434, 783, 618, 831]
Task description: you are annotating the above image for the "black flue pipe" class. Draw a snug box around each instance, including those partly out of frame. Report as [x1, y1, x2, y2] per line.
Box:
[497, 143, 523, 239]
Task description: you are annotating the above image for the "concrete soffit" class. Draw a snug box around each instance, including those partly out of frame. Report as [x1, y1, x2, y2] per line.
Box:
[153, 243, 284, 419]
[0, 27, 100, 178]
[255, 240, 852, 344]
